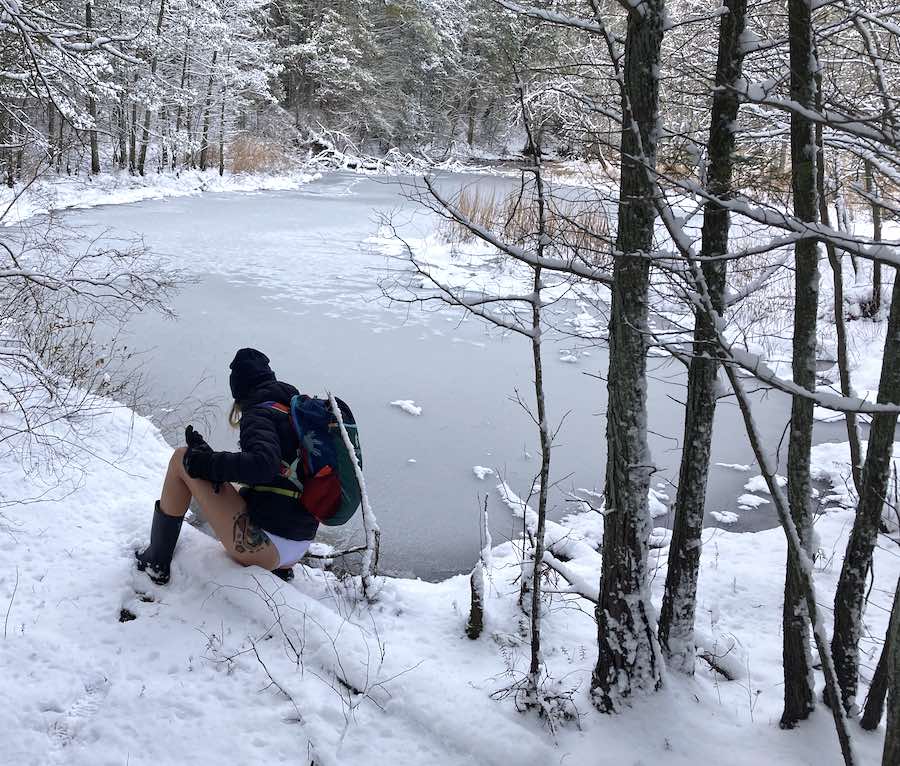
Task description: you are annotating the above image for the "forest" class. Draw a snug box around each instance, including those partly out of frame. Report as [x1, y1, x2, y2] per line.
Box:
[1, 1, 899, 765]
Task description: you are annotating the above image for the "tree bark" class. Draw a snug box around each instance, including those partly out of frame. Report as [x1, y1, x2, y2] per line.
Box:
[865, 161, 883, 316]
[137, 0, 167, 176]
[86, 1, 100, 175]
[117, 98, 128, 171]
[129, 72, 138, 174]
[592, 0, 665, 712]
[658, 0, 747, 674]
[199, 50, 218, 172]
[862, 575, 900, 730]
[815, 80, 862, 495]
[218, 52, 229, 177]
[781, 0, 819, 729]
[832, 274, 900, 711]
[883, 576, 900, 765]
[466, 561, 485, 640]
[48, 105, 57, 169]
[723, 362, 855, 766]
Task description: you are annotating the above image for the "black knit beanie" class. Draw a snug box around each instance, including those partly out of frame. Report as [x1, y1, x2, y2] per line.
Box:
[229, 348, 276, 402]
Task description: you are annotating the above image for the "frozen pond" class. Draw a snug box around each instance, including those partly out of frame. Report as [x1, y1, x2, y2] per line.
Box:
[59, 172, 845, 580]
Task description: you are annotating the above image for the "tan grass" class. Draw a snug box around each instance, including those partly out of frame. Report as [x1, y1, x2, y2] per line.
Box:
[443, 186, 612, 268]
[227, 135, 288, 174]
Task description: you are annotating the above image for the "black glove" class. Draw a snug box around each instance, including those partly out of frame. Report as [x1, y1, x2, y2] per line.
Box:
[185, 425, 211, 451]
[183, 425, 215, 480]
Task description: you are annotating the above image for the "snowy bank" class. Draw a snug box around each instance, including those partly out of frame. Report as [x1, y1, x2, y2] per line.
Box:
[0, 169, 321, 226]
[0, 370, 895, 766]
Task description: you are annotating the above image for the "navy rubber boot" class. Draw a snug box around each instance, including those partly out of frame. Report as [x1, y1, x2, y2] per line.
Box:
[135, 501, 184, 585]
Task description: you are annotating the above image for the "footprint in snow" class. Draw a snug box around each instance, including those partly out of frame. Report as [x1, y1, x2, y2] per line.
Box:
[48, 675, 111, 751]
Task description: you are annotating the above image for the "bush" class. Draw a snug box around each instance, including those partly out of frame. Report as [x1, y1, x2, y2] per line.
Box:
[227, 135, 289, 174]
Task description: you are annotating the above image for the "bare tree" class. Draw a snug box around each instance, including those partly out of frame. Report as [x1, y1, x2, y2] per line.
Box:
[831, 271, 900, 711]
[781, 0, 821, 728]
[591, 0, 666, 711]
[658, 0, 748, 675]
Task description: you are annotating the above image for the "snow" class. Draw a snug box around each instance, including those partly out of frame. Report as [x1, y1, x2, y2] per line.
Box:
[736, 493, 770, 509]
[744, 474, 786, 494]
[371, 227, 610, 306]
[3, 168, 899, 763]
[810, 440, 900, 531]
[390, 399, 423, 416]
[0, 169, 321, 226]
[648, 486, 670, 518]
[0, 367, 894, 765]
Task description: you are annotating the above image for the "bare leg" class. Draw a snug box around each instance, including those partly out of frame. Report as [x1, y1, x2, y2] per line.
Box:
[159, 448, 279, 571]
[160, 448, 192, 518]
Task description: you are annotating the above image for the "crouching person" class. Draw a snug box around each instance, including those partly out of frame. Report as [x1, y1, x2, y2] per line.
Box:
[135, 348, 317, 584]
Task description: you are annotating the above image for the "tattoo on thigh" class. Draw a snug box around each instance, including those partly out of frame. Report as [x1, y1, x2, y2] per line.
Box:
[232, 513, 271, 555]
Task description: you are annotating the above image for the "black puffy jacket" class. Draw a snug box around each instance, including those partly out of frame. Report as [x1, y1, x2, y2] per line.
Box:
[203, 380, 319, 541]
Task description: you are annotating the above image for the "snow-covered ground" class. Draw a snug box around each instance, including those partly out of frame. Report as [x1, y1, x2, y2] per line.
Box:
[2, 170, 898, 764]
[0, 169, 321, 226]
[0, 364, 895, 766]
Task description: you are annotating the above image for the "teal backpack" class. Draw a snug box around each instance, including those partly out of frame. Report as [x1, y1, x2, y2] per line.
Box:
[258, 394, 362, 526]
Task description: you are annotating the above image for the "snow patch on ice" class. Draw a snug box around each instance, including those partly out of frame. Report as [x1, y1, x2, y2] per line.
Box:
[736, 493, 769, 509]
[743, 474, 786, 494]
[390, 399, 422, 416]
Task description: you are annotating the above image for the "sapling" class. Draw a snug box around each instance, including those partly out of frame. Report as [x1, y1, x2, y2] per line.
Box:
[329, 392, 380, 600]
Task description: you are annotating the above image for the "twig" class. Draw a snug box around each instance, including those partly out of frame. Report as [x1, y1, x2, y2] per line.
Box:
[4, 566, 19, 639]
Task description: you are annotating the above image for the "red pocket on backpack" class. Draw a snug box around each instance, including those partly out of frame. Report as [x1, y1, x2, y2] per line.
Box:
[300, 468, 342, 523]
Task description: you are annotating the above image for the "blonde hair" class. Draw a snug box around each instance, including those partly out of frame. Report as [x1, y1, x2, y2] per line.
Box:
[228, 401, 242, 428]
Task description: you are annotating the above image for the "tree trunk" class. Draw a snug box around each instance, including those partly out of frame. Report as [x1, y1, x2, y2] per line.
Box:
[816, 83, 862, 495]
[832, 274, 900, 711]
[57, 112, 64, 172]
[137, 0, 167, 176]
[466, 561, 485, 640]
[592, 0, 665, 712]
[117, 98, 128, 171]
[218, 53, 229, 177]
[883, 576, 900, 765]
[86, 1, 100, 175]
[862, 575, 900, 730]
[199, 50, 218, 172]
[160, 107, 169, 171]
[172, 37, 190, 170]
[865, 161, 883, 316]
[781, 0, 819, 729]
[658, 0, 747, 674]
[48, 105, 57, 168]
[129, 73, 138, 174]
[724, 363, 856, 765]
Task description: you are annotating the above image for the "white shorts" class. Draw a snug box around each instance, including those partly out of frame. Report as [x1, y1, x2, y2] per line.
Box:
[265, 531, 312, 568]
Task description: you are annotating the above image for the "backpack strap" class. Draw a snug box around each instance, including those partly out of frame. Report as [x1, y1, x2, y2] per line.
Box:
[253, 485, 300, 499]
[259, 401, 290, 414]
